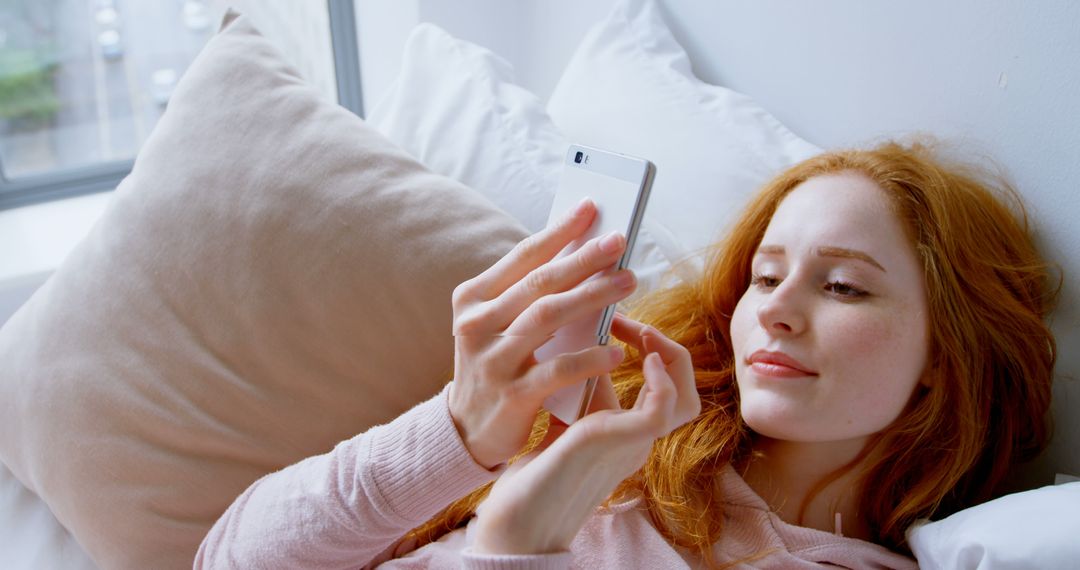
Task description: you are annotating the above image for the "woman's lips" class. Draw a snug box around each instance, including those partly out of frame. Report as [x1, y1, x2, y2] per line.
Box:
[748, 350, 818, 378]
[749, 362, 817, 378]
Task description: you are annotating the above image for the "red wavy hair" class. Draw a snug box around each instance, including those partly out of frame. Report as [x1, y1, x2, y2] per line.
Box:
[404, 140, 1058, 566]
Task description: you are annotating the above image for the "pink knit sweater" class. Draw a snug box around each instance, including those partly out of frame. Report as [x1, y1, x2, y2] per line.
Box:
[195, 384, 918, 569]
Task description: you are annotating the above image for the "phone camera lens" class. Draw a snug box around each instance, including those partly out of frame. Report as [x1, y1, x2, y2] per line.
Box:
[574, 151, 583, 163]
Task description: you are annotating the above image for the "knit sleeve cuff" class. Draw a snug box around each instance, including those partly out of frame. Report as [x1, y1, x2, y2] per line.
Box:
[461, 547, 573, 570]
[362, 382, 506, 526]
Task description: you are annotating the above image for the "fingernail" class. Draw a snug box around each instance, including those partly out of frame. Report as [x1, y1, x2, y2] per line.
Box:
[574, 197, 593, 217]
[613, 270, 635, 289]
[599, 231, 623, 253]
[609, 345, 625, 364]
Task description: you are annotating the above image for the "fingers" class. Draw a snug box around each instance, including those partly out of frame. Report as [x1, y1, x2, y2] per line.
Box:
[610, 313, 647, 355]
[610, 314, 701, 429]
[459, 198, 596, 305]
[482, 231, 629, 332]
[627, 353, 677, 427]
[610, 313, 686, 367]
[640, 352, 678, 419]
[518, 344, 624, 404]
[588, 352, 684, 444]
[502, 268, 637, 340]
[631, 377, 650, 411]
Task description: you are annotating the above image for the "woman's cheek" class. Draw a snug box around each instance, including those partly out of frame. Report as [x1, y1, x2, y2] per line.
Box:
[831, 309, 924, 426]
[728, 293, 756, 355]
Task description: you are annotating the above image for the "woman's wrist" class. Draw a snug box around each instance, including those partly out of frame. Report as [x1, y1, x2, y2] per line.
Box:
[471, 523, 567, 556]
[447, 382, 506, 470]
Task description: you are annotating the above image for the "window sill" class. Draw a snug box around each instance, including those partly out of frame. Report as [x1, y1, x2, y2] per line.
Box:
[0, 191, 112, 324]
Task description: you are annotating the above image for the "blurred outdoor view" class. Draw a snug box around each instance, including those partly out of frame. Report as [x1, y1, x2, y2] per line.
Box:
[0, 0, 219, 179]
[0, 0, 335, 182]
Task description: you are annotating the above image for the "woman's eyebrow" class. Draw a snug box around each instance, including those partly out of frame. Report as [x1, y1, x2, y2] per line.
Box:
[755, 245, 887, 273]
[816, 246, 887, 272]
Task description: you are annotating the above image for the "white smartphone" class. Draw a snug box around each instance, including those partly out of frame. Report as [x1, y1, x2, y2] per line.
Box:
[536, 144, 656, 424]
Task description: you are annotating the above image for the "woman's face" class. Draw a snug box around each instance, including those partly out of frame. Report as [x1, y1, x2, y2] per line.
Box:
[730, 171, 930, 444]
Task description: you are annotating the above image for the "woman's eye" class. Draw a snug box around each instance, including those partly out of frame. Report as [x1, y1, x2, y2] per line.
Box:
[750, 273, 780, 289]
[751, 273, 869, 299]
[826, 281, 867, 298]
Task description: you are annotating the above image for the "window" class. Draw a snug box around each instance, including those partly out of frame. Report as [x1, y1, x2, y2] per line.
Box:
[0, 0, 360, 211]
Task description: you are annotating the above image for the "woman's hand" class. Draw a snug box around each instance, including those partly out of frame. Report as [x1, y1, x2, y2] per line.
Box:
[447, 198, 638, 470]
[470, 313, 701, 555]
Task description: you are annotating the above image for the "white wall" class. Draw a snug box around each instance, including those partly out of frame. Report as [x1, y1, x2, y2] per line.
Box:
[355, 0, 419, 115]
[355, 0, 615, 112]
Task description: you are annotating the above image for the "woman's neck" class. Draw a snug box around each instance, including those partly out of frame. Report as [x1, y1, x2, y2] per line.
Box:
[739, 435, 874, 541]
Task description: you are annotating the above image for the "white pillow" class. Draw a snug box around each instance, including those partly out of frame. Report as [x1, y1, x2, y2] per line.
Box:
[367, 23, 561, 234]
[547, 0, 821, 277]
[906, 481, 1080, 569]
[367, 23, 676, 300]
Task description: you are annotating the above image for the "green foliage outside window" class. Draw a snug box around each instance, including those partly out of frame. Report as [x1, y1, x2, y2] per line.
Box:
[0, 48, 59, 126]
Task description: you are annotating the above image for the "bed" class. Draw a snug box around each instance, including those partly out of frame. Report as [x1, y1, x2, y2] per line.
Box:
[1, 1, 1077, 568]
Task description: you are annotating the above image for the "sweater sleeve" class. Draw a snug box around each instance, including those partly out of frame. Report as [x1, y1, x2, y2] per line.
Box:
[460, 548, 573, 570]
[194, 383, 505, 569]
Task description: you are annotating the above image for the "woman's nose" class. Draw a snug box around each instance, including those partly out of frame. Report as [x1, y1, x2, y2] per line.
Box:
[756, 282, 807, 335]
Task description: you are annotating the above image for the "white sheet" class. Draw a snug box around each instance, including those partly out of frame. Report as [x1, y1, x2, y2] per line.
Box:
[0, 461, 96, 570]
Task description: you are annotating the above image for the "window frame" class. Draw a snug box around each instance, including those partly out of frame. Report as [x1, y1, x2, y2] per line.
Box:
[0, 0, 363, 211]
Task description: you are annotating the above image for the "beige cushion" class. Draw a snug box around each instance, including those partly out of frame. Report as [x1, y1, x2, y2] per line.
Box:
[0, 12, 527, 569]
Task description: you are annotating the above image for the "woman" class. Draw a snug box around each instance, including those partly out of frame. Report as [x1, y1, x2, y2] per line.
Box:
[196, 141, 1057, 568]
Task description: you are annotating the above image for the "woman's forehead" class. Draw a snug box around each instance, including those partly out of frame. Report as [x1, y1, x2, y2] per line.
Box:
[760, 173, 916, 268]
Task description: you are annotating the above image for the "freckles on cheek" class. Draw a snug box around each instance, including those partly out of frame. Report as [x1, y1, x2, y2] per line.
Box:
[832, 311, 922, 414]
[828, 314, 901, 386]
[830, 312, 895, 355]
[857, 319, 896, 349]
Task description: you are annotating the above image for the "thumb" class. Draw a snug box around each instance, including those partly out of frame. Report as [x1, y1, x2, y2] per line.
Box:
[495, 416, 567, 482]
